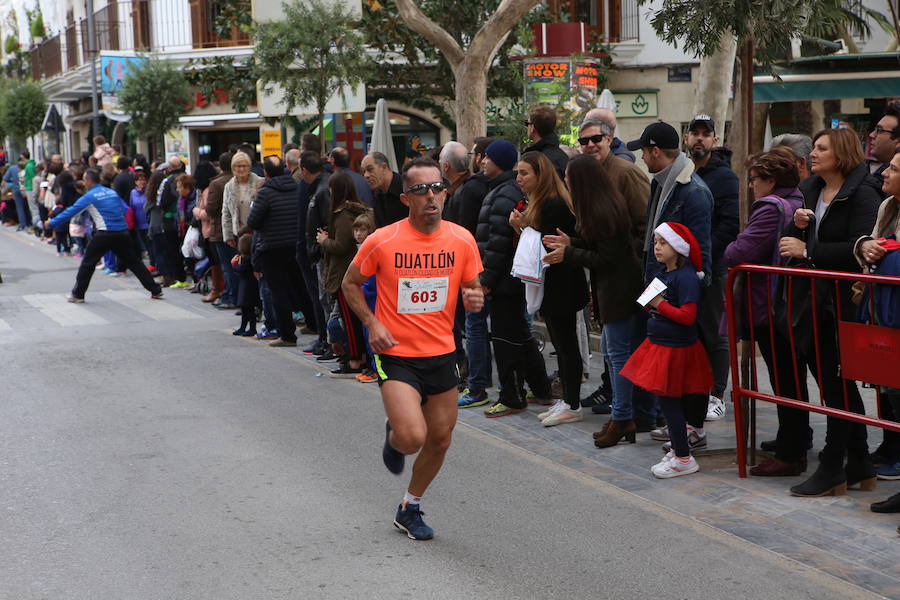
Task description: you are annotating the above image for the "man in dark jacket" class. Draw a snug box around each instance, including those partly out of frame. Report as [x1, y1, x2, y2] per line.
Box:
[627, 121, 713, 433]
[475, 140, 551, 416]
[870, 101, 900, 198]
[329, 146, 373, 206]
[685, 114, 740, 423]
[158, 157, 187, 285]
[523, 105, 568, 180]
[247, 156, 302, 347]
[296, 151, 331, 353]
[362, 152, 405, 227]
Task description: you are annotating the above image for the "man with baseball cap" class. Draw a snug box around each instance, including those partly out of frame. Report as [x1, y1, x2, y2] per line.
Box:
[683, 115, 739, 424]
[627, 121, 714, 444]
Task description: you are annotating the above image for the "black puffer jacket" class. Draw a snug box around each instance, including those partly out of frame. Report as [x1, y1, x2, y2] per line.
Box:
[248, 174, 300, 251]
[475, 171, 523, 294]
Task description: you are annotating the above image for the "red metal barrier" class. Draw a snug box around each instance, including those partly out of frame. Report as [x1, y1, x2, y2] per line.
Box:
[725, 264, 900, 478]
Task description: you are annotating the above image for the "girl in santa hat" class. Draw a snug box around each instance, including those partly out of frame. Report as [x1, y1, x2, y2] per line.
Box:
[621, 222, 713, 478]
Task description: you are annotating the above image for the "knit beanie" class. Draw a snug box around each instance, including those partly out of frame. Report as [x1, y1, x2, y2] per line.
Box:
[484, 140, 519, 172]
[655, 221, 704, 279]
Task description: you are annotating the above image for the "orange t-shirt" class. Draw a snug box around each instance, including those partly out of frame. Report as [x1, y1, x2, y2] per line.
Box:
[353, 218, 483, 357]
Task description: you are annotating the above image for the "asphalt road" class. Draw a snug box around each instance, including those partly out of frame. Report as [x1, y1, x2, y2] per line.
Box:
[0, 227, 882, 599]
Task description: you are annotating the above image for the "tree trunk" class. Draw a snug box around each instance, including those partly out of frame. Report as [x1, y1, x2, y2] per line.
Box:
[454, 59, 489, 149]
[394, 0, 542, 147]
[752, 102, 770, 154]
[318, 109, 325, 154]
[693, 33, 737, 146]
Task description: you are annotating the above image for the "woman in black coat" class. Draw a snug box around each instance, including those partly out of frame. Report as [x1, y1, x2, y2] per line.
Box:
[544, 154, 643, 445]
[510, 152, 588, 427]
[779, 127, 881, 497]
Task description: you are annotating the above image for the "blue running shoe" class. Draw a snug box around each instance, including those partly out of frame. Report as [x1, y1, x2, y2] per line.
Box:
[382, 421, 405, 474]
[876, 461, 900, 480]
[458, 388, 489, 408]
[393, 503, 433, 540]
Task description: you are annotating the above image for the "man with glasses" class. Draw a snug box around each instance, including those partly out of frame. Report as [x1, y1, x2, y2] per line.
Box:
[576, 118, 652, 416]
[342, 158, 484, 540]
[871, 101, 900, 197]
[523, 104, 569, 179]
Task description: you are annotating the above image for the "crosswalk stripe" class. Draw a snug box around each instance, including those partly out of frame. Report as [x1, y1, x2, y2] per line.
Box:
[100, 290, 201, 321]
[23, 294, 109, 326]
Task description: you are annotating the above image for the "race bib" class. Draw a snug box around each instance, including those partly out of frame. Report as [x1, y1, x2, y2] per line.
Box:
[397, 277, 448, 314]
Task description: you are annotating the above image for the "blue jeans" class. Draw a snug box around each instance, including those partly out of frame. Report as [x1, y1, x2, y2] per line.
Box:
[602, 315, 640, 421]
[465, 298, 492, 392]
[13, 191, 28, 227]
[214, 242, 238, 305]
[259, 277, 277, 331]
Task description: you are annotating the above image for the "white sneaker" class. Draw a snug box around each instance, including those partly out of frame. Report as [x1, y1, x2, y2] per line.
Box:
[538, 399, 566, 421]
[651, 450, 675, 470]
[542, 407, 583, 427]
[650, 425, 669, 441]
[706, 396, 726, 421]
[652, 455, 699, 478]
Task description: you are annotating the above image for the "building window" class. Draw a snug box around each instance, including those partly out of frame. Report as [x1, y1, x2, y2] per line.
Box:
[548, 0, 640, 43]
[189, 0, 250, 49]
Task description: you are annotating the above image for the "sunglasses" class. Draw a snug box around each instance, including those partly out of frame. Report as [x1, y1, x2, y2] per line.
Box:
[578, 134, 606, 146]
[523, 121, 533, 127]
[404, 181, 447, 195]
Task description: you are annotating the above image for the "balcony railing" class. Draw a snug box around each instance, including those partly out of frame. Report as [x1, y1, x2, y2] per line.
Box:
[31, 35, 63, 80]
[31, 0, 253, 82]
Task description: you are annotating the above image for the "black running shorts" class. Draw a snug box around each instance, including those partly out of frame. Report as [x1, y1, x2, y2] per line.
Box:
[374, 352, 459, 401]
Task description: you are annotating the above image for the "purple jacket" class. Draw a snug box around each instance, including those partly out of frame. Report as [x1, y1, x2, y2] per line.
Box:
[724, 187, 803, 329]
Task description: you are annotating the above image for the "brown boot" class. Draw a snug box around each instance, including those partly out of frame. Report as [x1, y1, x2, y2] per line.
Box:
[594, 419, 637, 448]
[203, 265, 223, 302]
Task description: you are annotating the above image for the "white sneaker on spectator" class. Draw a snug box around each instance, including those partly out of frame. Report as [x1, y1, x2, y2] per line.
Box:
[652, 450, 675, 470]
[542, 407, 583, 427]
[652, 455, 699, 478]
[538, 399, 566, 421]
[706, 396, 726, 421]
[650, 425, 669, 441]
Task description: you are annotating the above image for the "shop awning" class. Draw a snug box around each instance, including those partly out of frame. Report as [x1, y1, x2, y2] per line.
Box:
[753, 52, 900, 102]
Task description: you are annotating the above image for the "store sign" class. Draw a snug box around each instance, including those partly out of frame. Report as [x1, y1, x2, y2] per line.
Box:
[612, 92, 659, 118]
[523, 58, 600, 123]
[261, 130, 283, 158]
[164, 128, 190, 168]
[100, 53, 148, 121]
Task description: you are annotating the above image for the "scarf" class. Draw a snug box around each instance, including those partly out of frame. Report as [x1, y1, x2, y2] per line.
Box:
[645, 153, 689, 252]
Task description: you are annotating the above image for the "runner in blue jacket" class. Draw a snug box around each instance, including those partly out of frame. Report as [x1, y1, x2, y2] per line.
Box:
[49, 168, 163, 302]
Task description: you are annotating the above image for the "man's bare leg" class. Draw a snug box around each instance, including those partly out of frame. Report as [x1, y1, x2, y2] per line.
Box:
[408, 387, 458, 498]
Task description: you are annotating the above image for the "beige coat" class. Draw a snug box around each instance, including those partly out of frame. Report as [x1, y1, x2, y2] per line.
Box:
[222, 172, 261, 242]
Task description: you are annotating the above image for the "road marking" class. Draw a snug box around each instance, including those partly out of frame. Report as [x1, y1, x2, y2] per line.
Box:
[100, 290, 201, 321]
[22, 294, 109, 326]
[0, 318, 10, 331]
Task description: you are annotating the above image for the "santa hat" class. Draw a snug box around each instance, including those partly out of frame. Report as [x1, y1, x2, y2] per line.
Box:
[655, 222, 704, 279]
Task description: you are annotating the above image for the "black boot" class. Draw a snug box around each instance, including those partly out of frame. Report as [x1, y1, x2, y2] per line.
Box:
[790, 462, 847, 497]
[845, 453, 877, 491]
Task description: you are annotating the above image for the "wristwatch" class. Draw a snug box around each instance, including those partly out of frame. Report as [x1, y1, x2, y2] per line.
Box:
[802, 248, 808, 259]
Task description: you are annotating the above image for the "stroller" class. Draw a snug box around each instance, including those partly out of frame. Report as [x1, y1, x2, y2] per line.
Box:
[192, 257, 212, 296]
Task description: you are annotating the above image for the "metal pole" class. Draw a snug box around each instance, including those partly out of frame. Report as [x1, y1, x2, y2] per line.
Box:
[87, 0, 101, 140]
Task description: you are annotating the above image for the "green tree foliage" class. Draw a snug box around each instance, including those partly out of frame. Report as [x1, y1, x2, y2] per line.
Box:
[362, 0, 548, 131]
[0, 81, 46, 139]
[118, 59, 191, 143]
[211, 0, 253, 38]
[29, 11, 45, 39]
[253, 0, 369, 141]
[642, 0, 892, 71]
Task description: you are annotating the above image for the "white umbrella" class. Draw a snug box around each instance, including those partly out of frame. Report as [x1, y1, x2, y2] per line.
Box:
[596, 89, 617, 111]
[370, 98, 398, 172]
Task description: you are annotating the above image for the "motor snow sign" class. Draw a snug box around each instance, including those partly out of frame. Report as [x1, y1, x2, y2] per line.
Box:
[523, 58, 600, 122]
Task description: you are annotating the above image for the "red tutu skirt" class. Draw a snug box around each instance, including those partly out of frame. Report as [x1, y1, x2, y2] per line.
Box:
[620, 339, 713, 398]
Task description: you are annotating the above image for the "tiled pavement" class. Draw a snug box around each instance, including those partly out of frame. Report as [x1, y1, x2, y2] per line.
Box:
[282, 336, 900, 599]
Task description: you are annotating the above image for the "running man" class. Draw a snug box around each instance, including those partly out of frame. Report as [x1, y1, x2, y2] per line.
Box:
[48, 167, 163, 303]
[342, 158, 484, 540]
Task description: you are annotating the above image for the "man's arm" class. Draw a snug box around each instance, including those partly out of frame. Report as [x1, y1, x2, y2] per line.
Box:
[341, 263, 397, 353]
[49, 190, 92, 228]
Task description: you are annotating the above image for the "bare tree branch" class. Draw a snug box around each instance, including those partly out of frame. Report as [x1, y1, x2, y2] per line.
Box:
[394, 0, 465, 66]
[468, 0, 541, 65]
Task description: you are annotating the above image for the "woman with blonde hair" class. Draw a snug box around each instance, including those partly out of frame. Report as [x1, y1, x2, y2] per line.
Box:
[510, 151, 588, 426]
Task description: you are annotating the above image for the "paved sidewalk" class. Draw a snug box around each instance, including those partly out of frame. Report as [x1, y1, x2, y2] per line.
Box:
[287, 331, 900, 598]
